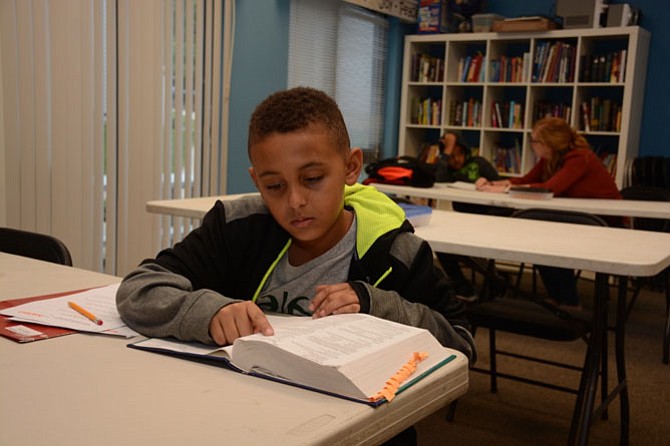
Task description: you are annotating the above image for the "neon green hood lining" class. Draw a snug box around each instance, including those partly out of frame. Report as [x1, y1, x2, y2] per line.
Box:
[344, 183, 406, 259]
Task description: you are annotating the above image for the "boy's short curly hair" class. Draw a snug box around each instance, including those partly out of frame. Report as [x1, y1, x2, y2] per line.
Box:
[248, 87, 351, 157]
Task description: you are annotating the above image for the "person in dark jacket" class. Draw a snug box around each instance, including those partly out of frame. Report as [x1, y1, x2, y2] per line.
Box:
[116, 87, 476, 363]
[435, 132, 500, 184]
[434, 132, 509, 301]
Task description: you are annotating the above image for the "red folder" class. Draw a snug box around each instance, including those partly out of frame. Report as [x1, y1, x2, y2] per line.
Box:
[0, 288, 92, 343]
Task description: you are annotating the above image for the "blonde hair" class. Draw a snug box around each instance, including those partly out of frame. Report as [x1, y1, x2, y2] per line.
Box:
[532, 117, 590, 179]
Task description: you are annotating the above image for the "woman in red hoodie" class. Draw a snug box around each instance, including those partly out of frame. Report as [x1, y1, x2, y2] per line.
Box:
[475, 117, 623, 310]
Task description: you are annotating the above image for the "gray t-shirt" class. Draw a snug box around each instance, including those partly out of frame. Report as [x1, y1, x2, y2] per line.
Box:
[255, 215, 357, 316]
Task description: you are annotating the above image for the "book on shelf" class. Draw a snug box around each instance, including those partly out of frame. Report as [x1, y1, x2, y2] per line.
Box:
[491, 54, 529, 83]
[412, 53, 444, 82]
[535, 41, 575, 83]
[619, 49, 627, 82]
[460, 55, 471, 82]
[581, 50, 628, 83]
[587, 97, 621, 132]
[129, 313, 462, 406]
[489, 100, 523, 129]
[512, 102, 523, 129]
[450, 98, 481, 127]
[490, 59, 500, 82]
[413, 97, 441, 125]
[599, 152, 618, 179]
[581, 101, 591, 132]
[593, 146, 618, 179]
[459, 52, 485, 83]
[493, 139, 522, 174]
[532, 41, 545, 82]
[534, 101, 571, 122]
[595, 54, 609, 82]
[541, 42, 558, 82]
[522, 51, 531, 82]
[493, 102, 503, 128]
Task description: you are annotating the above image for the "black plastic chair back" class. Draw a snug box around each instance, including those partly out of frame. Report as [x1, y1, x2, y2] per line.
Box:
[620, 186, 670, 233]
[511, 208, 608, 227]
[0, 227, 73, 266]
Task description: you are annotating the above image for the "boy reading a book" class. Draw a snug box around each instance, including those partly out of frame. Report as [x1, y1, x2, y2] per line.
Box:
[116, 87, 475, 363]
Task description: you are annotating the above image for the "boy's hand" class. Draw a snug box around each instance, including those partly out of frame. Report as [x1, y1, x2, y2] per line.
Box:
[209, 301, 274, 346]
[309, 283, 360, 318]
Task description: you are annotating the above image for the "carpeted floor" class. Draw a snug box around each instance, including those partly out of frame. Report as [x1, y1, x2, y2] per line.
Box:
[416, 271, 670, 445]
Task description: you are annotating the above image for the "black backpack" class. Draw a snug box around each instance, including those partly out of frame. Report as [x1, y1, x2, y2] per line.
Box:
[363, 156, 436, 188]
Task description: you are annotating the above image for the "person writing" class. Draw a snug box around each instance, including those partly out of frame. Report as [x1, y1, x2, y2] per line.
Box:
[116, 86, 475, 361]
[475, 117, 623, 310]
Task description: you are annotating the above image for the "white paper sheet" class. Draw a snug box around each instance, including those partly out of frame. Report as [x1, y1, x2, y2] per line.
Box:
[0, 283, 137, 336]
[445, 181, 477, 191]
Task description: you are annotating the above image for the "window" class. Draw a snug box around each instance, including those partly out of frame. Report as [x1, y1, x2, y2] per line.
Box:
[288, 0, 388, 157]
[1, 0, 229, 275]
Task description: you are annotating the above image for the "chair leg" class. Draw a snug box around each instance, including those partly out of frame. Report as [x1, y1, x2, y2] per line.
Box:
[664, 272, 670, 365]
[512, 262, 526, 298]
[445, 400, 458, 421]
[625, 283, 642, 321]
[616, 276, 631, 444]
[601, 314, 609, 421]
[489, 328, 498, 393]
[664, 309, 670, 365]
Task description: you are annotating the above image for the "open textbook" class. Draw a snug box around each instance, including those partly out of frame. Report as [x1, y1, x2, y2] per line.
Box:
[129, 313, 462, 406]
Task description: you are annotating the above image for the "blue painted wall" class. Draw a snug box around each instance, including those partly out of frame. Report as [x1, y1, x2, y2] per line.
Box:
[226, 0, 668, 193]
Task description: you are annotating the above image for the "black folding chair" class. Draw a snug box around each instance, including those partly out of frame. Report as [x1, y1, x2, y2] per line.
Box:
[620, 186, 670, 364]
[0, 227, 73, 266]
[461, 209, 615, 445]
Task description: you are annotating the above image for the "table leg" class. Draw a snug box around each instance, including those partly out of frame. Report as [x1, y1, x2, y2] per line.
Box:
[616, 276, 630, 445]
[572, 273, 609, 445]
[571, 274, 630, 446]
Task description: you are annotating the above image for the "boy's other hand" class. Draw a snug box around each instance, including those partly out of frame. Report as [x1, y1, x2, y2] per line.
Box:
[310, 283, 360, 318]
[209, 301, 274, 346]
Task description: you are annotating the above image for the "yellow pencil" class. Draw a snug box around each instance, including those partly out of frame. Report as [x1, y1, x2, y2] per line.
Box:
[68, 301, 104, 326]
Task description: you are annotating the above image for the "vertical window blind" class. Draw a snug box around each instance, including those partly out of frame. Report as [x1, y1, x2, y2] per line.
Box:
[288, 0, 388, 158]
[0, 0, 231, 275]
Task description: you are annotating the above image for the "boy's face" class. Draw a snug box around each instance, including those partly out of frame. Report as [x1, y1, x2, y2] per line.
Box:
[249, 124, 362, 253]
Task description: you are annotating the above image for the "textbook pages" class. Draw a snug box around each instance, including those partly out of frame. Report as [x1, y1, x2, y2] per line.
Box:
[129, 313, 459, 405]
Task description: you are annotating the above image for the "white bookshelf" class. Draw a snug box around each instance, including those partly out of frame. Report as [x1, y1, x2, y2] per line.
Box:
[398, 26, 650, 187]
